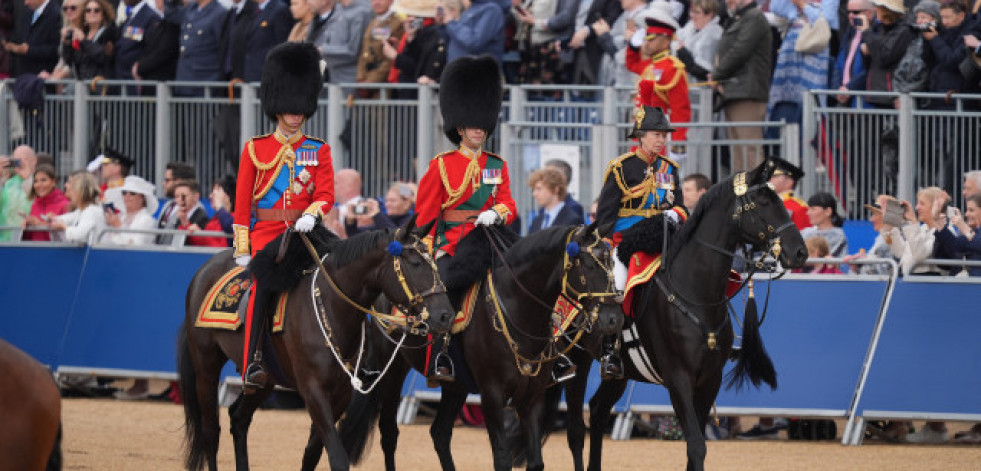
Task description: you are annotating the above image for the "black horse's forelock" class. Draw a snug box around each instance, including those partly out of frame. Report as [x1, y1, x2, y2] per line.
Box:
[502, 225, 574, 268]
[327, 229, 393, 268]
[664, 174, 736, 265]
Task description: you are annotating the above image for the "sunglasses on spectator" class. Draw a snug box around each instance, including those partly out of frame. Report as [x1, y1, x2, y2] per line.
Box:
[63, 5, 78, 11]
[85, 7, 102, 13]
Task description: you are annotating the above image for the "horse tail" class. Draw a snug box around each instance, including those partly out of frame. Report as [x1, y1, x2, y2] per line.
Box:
[177, 325, 208, 471]
[45, 422, 62, 471]
[725, 292, 777, 391]
[506, 381, 563, 467]
[338, 322, 380, 465]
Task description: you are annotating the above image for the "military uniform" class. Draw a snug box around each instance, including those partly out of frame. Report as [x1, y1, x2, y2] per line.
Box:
[781, 191, 809, 231]
[416, 147, 516, 256]
[625, 14, 690, 143]
[234, 42, 330, 390]
[172, 0, 227, 96]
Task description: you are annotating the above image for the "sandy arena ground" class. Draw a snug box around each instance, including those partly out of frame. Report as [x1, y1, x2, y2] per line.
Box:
[61, 397, 981, 470]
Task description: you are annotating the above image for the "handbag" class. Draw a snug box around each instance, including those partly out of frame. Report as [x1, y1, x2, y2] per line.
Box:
[958, 50, 981, 84]
[794, 16, 831, 54]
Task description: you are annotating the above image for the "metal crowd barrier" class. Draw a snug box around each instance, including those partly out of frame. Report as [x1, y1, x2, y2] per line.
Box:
[803, 90, 981, 219]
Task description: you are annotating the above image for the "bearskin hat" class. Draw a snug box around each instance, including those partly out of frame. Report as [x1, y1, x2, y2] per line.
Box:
[439, 56, 503, 145]
[260, 42, 323, 121]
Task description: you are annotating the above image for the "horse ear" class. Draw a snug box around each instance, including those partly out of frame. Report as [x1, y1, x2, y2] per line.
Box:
[399, 214, 418, 241]
[412, 215, 436, 240]
[596, 222, 615, 238]
[751, 157, 772, 184]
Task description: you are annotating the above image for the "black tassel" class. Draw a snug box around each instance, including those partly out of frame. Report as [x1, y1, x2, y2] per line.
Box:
[726, 280, 778, 391]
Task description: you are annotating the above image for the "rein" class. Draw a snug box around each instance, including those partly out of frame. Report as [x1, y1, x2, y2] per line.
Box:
[481, 226, 618, 376]
[652, 172, 795, 349]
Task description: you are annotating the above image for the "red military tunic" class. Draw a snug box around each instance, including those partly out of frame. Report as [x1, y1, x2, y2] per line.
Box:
[232, 130, 334, 374]
[232, 131, 335, 257]
[416, 146, 517, 256]
[626, 48, 691, 142]
[781, 191, 809, 231]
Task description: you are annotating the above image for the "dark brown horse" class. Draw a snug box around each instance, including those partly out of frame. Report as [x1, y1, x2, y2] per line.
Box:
[0, 339, 62, 471]
[341, 224, 623, 471]
[178, 219, 455, 471]
[557, 159, 808, 471]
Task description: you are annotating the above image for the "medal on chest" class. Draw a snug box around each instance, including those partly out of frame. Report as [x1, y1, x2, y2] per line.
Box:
[297, 145, 319, 166]
[481, 168, 502, 185]
[653, 68, 664, 82]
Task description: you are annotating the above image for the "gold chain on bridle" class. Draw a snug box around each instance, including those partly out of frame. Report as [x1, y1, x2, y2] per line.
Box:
[486, 228, 618, 376]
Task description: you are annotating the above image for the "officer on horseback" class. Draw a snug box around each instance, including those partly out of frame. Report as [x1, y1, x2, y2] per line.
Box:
[414, 55, 517, 385]
[232, 42, 335, 392]
[594, 105, 688, 380]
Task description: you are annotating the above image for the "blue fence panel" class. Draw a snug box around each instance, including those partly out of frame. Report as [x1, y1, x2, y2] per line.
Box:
[0, 245, 87, 366]
[858, 279, 981, 417]
[623, 278, 887, 415]
[57, 248, 214, 374]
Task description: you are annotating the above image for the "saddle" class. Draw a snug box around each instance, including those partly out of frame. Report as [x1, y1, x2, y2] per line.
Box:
[194, 266, 287, 332]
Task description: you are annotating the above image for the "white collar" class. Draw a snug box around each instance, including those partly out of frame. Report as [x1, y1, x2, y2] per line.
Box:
[257, 0, 271, 11]
[34, 0, 51, 16]
[543, 200, 566, 222]
[127, 1, 147, 17]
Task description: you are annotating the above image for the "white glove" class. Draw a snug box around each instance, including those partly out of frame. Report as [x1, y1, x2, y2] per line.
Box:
[630, 29, 645, 48]
[235, 255, 251, 267]
[295, 214, 317, 232]
[474, 209, 501, 226]
[665, 210, 680, 224]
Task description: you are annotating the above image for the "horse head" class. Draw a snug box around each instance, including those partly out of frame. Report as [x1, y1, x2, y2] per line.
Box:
[564, 222, 622, 336]
[733, 159, 808, 269]
[378, 214, 455, 336]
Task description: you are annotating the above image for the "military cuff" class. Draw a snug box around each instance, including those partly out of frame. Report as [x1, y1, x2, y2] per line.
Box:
[302, 202, 328, 220]
[492, 204, 511, 222]
[232, 224, 250, 257]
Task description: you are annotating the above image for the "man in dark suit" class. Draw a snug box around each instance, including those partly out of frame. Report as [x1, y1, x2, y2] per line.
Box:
[132, 0, 179, 83]
[544, 157, 585, 219]
[241, 0, 292, 82]
[218, 0, 257, 83]
[115, 0, 163, 85]
[527, 166, 584, 234]
[5, 0, 61, 77]
[564, 0, 622, 85]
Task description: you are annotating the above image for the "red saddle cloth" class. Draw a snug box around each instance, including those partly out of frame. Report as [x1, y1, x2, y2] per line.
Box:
[621, 253, 743, 317]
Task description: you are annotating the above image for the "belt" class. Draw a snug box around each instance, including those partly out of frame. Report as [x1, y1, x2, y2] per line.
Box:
[618, 208, 664, 218]
[441, 209, 481, 223]
[254, 208, 304, 222]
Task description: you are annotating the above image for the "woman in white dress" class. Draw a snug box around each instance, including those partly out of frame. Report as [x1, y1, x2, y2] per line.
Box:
[50, 172, 105, 243]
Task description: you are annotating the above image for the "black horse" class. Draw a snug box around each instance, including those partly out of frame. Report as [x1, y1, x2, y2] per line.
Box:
[337, 224, 623, 471]
[178, 218, 455, 471]
[559, 159, 808, 471]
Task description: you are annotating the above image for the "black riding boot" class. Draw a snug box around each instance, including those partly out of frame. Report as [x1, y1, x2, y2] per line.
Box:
[244, 288, 273, 392]
[599, 335, 624, 380]
[426, 334, 455, 387]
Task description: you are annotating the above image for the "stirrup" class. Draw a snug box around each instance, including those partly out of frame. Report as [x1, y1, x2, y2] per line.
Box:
[599, 354, 623, 380]
[243, 362, 267, 393]
[427, 352, 455, 385]
[552, 354, 577, 384]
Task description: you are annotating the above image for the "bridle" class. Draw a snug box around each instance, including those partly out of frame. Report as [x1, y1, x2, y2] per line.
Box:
[298, 229, 448, 393]
[299, 229, 447, 335]
[655, 171, 797, 349]
[484, 226, 620, 376]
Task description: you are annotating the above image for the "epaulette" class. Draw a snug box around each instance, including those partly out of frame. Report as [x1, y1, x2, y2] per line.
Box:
[430, 150, 455, 161]
[659, 153, 680, 168]
[603, 152, 634, 182]
[484, 151, 503, 161]
[251, 132, 273, 140]
[789, 196, 807, 207]
[303, 136, 326, 144]
[668, 55, 685, 70]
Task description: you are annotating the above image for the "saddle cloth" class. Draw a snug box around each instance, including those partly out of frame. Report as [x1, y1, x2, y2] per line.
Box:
[195, 266, 287, 332]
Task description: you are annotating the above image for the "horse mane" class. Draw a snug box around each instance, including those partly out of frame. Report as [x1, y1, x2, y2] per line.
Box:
[327, 229, 392, 268]
[664, 174, 735, 265]
[502, 225, 571, 268]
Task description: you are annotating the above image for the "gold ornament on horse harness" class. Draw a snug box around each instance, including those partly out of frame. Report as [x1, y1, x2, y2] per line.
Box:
[733, 172, 748, 196]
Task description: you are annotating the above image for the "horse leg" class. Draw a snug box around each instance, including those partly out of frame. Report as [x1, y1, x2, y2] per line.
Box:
[517, 394, 546, 471]
[429, 388, 467, 471]
[586, 378, 628, 471]
[478, 389, 519, 471]
[565, 356, 592, 471]
[378, 365, 410, 471]
[300, 380, 350, 471]
[301, 424, 323, 471]
[228, 386, 273, 471]
[665, 379, 707, 471]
